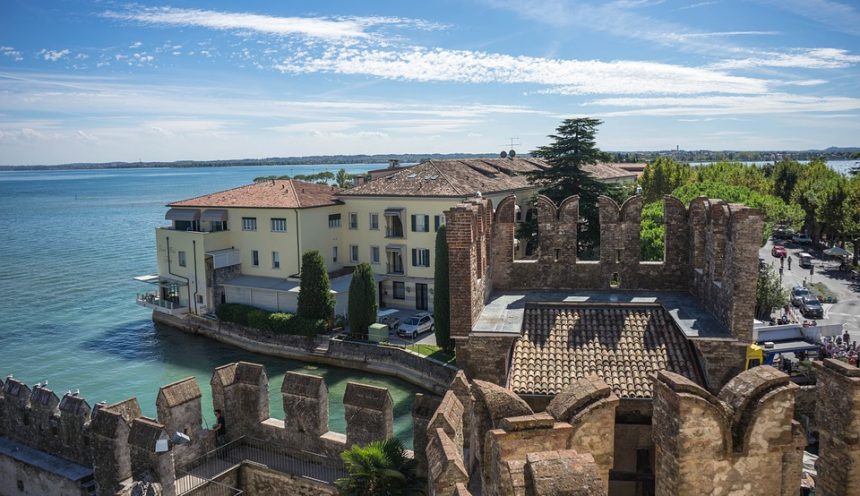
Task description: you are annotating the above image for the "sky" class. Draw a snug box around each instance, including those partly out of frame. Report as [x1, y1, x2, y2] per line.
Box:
[1, 0, 859, 165]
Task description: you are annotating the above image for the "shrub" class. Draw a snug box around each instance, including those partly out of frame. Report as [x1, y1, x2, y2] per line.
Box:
[297, 250, 334, 322]
[348, 263, 377, 337]
[215, 305, 325, 336]
[247, 309, 270, 332]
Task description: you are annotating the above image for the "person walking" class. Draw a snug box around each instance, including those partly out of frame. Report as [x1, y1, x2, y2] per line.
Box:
[213, 409, 226, 446]
[788, 256, 792, 270]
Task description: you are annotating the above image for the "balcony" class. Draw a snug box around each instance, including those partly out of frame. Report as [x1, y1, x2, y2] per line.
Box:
[136, 292, 188, 316]
[385, 227, 404, 239]
[386, 263, 404, 275]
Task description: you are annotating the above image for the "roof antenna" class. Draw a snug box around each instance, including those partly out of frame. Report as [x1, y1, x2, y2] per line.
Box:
[500, 137, 520, 159]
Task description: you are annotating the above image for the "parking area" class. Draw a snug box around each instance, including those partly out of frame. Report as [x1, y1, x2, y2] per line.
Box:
[377, 307, 438, 346]
[761, 237, 860, 341]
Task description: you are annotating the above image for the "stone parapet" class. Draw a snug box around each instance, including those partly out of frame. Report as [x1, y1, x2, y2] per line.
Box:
[813, 359, 860, 496]
[652, 366, 801, 496]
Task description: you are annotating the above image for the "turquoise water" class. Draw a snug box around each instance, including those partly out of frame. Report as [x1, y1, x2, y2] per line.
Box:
[0, 165, 422, 447]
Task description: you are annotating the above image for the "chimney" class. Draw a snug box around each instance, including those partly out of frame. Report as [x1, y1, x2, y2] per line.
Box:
[388, 159, 400, 169]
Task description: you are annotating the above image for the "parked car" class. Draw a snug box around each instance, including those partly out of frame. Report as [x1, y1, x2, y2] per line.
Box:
[772, 227, 795, 240]
[377, 308, 401, 332]
[771, 245, 787, 258]
[800, 297, 824, 319]
[397, 312, 434, 339]
[792, 233, 812, 244]
[790, 286, 811, 307]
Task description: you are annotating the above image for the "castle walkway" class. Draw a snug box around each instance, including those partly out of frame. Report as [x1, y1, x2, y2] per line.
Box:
[175, 437, 346, 495]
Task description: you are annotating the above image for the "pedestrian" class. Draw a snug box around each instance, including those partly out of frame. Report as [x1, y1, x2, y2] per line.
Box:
[788, 256, 791, 270]
[213, 409, 226, 446]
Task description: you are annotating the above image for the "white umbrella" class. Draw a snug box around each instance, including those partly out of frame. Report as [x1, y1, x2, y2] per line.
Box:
[823, 246, 851, 257]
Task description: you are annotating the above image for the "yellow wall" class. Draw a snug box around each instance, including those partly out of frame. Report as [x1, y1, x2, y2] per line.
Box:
[152, 188, 536, 314]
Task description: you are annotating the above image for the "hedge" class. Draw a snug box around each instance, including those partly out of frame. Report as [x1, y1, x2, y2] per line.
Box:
[216, 303, 325, 336]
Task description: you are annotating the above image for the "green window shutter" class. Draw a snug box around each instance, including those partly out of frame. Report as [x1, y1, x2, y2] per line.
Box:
[412, 248, 418, 266]
[411, 214, 417, 232]
[423, 215, 430, 232]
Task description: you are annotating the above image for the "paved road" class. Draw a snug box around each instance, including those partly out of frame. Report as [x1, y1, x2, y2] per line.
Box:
[761, 239, 860, 340]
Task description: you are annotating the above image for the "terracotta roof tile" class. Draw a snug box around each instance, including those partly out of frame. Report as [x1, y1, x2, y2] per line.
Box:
[510, 304, 703, 399]
[169, 180, 341, 209]
[339, 158, 546, 197]
[157, 377, 201, 408]
[580, 163, 639, 181]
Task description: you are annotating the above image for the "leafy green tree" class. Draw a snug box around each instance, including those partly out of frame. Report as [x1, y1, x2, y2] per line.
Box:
[336, 168, 352, 188]
[336, 438, 426, 496]
[845, 176, 860, 264]
[771, 159, 805, 203]
[756, 265, 788, 320]
[297, 250, 334, 322]
[640, 202, 665, 261]
[433, 225, 452, 351]
[638, 157, 691, 203]
[792, 159, 848, 244]
[348, 263, 377, 337]
[522, 118, 615, 259]
[693, 161, 772, 194]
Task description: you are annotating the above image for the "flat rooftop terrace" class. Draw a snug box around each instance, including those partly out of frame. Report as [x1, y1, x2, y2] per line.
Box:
[473, 290, 733, 339]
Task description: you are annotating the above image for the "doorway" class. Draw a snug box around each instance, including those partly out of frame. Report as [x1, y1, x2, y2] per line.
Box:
[416, 283, 429, 310]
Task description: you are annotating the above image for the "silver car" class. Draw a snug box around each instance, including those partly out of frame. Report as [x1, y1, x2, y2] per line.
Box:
[397, 312, 434, 339]
[790, 287, 810, 307]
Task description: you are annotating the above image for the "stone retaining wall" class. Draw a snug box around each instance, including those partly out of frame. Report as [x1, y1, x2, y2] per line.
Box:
[152, 312, 456, 395]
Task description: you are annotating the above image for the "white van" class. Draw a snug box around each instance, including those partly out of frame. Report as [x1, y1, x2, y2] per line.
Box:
[798, 252, 813, 269]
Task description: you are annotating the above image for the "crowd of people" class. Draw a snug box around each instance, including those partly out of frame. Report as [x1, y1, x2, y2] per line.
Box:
[820, 330, 858, 365]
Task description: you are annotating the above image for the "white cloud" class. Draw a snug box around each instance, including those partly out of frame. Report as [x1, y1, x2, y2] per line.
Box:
[668, 31, 779, 39]
[1, 46, 23, 61]
[678, 1, 721, 10]
[274, 46, 768, 95]
[712, 48, 860, 69]
[129, 41, 143, 48]
[586, 93, 860, 116]
[102, 7, 444, 41]
[39, 49, 70, 62]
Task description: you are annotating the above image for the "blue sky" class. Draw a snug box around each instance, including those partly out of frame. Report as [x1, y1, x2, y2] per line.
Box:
[1, 0, 859, 165]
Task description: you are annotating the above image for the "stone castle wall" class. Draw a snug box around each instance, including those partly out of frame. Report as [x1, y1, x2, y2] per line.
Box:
[445, 194, 764, 349]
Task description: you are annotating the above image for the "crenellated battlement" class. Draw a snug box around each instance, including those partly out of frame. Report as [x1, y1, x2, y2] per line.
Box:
[0, 362, 405, 496]
[652, 366, 802, 496]
[446, 194, 764, 344]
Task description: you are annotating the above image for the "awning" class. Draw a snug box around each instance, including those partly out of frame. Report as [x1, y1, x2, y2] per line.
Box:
[134, 274, 160, 284]
[165, 208, 200, 221]
[384, 208, 404, 217]
[385, 244, 405, 253]
[134, 274, 188, 286]
[201, 209, 228, 222]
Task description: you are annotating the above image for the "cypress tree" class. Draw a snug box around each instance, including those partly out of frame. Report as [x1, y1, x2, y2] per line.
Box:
[433, 225, 452, 351]
[297, 250, 334, 322]
[348, 263, 377, 337]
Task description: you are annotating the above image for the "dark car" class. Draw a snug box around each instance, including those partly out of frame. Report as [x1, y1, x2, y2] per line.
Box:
[800, 297, 824, 319]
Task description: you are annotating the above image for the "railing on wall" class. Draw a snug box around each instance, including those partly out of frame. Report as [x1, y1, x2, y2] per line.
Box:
[175, 436, 345, 495]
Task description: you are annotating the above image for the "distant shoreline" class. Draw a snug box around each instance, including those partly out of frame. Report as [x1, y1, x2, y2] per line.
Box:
[1, 149, 857, 171]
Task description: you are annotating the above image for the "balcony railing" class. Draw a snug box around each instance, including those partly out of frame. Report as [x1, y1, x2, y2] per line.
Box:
[385, 227, 404, 238]
[136, 293, 188, 316]
[386, 264, 404, 275]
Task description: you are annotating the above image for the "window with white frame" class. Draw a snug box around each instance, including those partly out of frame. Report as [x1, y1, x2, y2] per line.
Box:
[369, 213, 379, 230]
[349, 212, 358, 229]
[350, 244, 359, 263]
[252, 250, 259, 267]
[178, 250, 187, 267]
[271, 218, 287, 232]
[411, 214, 429, 232]
[412, 248, 431, 267]
[328, 214, 341, 228]
[242, 217, 257, 231]
[370, 246, 380, 264]
[272, 251, 280, 269]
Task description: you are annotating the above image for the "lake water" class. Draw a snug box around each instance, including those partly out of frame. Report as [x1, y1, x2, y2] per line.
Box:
[0, 164, 423, 447]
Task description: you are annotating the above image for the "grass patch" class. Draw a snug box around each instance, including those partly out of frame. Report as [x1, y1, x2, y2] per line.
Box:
[805, 282, 839, 303]
[406, 344, 456, 365]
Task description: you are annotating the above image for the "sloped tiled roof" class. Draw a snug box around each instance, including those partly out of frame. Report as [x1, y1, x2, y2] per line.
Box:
[510, 304, 703, 399]
[339, 158, 546, 198]
[169, 180, 342, 209]
[580, 163, 639, 181]
[157, 377, 201, 408]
